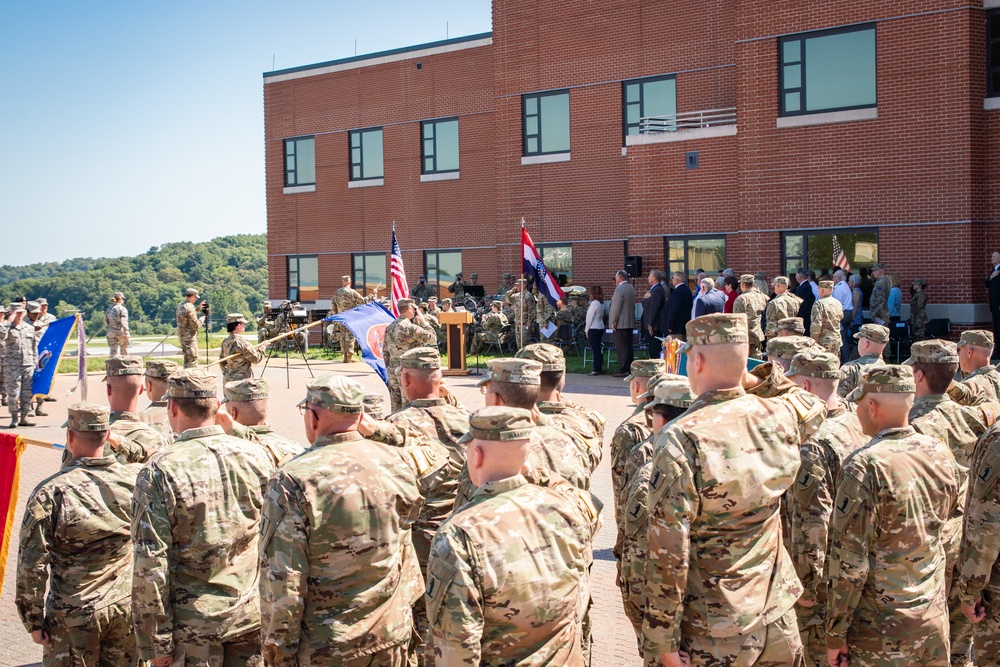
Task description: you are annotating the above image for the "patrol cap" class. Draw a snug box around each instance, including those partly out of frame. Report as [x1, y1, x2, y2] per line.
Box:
[775, 317, 806, 335]
[818, 280, 834, 289]
[26, 301, 41, 314]
[7, 302, 24, 313]
[226, 313, 247, 325]
[854, 324, 889, 344]
[164, 369, 218, 399]
[503, 273, 512, 279]
[0, 305, 5, 314]
[845, 365, 915, 401]
[739, 274, 755, 285]
[440, 298, 452, 305]
[112, 292, 124, 300]
[457, 406, 536, 444]
[766, 335, 816, 360]
[363, 394, 385, 420]
[638, 372, 689, 400]
[873, 263, 886, 271]
[298, 374, 365, 413]
[912, 278, 927, 287]
[62, 402, 111, 432]
[428, 296, 438, 302]
[903, 339, 959, 365]
[476, 358, 542, 387]
[625, 358, 667, 382]
[958, 330, 994, 349]
[492, 300, 503, 307]
[515, 343, 565, 372]
[772, 276, 789, 286]
[680, 313, 749, 353]
[37, 298, 48, 305]
[418, 274, 426, 280]
[647, 379, 696, 409]
[397, 298, 415, 311]
[342, 275, 351, 282]
[786, 348, 841, 379]
[145, 359, 179, 379]
[400, 346, 441, 370]
[185, 288, 199, 297]
[105, 356, 143, 378]
[223, 378, 269, 403]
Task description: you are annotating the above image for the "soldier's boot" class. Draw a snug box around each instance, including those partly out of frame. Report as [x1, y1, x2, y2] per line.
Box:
[34, 399, 47, 417]
[18, 414, 36, 427]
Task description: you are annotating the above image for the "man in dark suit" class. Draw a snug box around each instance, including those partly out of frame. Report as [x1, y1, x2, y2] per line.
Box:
[644, 270, 668, 359]
[609, 269, 637, 377]
[695, 276, 727, 316]
[795, 267, 815, 333]
[662, 271, 693, 340]
[988, 251, 1000, 359]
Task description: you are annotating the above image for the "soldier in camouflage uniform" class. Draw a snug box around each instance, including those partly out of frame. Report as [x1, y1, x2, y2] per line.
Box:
[333, 275, 368, 362]
[101, 356, 170, 464]
[176, 287, 202, 368]
[611, 358, 666, 525]
[783, 348, 867, 667]
[260, 375, 423, 665]
[905, 340, 1000, 667]
[810, 280, 845, 356]
[4, 302, 36, 428]
[132, 369, 275, 666]
[826, 365, 960, 667]
[765, 334, 817, 374]
[16, 403, 140, 667]
[949, 329, 1000, 406]
[411, 274, 435, 302]
[536, 291, 557, 341]
[774, 316, 807, 337]
[219, 313, 264, 382]
[869, 262, 892, 326]
[105, 291, 130, 357]
[732, 274, 769, 358]
[217, 378, 305, 466]
[838, 324, 889, 400]
[0, 304, 8, 407]
[141, 359, 178, 441]
[505, 279, 537, 347]
[765, 277, 804, 340]
[426, 406, 601, 665]
[644, 313, 827, 666]
[910, 278, 929, 341]
[471, 301, 507, 354]
[384, 298, 438, 412]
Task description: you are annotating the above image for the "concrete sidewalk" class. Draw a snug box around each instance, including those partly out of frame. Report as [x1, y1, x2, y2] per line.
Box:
[0, 361, 644, 667]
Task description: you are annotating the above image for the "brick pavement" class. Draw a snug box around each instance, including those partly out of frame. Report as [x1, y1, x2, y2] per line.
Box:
[0, 360, 643, 667]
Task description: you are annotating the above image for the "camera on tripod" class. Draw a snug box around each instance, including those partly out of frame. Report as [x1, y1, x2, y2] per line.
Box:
[199, 301, 210, 315]
[280, 301, 308, 326]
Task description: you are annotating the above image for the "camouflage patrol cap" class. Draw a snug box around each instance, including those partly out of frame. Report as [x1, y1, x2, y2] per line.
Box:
[341, 275, 351, 282]
[105, 356, 143, 378]
[37, 298, 48, 305]
[226, 313, 247, 325]
[516, 343, 565, 372]
[223, 378, 269, 403]
[298, 374, 365, 413]
[492, 300, 503, 307]
[786, 348, 841, 379]
[647, 379, 695, 409]
[680, 313, 749, 353]
[26, 301, 40, 314]
[363, 394, 385, 420]
[854, 323, 890, 343]
[185, 288, 199, 297]
[457, 406, 536, 444]
[772, 276, 789, 286]
[440, 298, 452, 305]
[145, 359, 179, 379]
[63, 402, 111, 432]
[739, 274, 755, 285]
[7, 302, 24, 313]
[846, 365, 915, 401]
[396, 298, 415, 312]
[418, 274, 426, 280]
[428, 296, 438, 302]
[639, 372, 688, 399]
[164, 369, 218, 399]
[958, 330, 994, 349]
[903, 339, 959, 365]
[912, 278, 927, 287]
[766, 335, 816, 360]
[400, 346, 441, 370]
[476, 358, 542, 387]
[0, 305, 5, 313]
[818, 280, 834, 289]
[625, 358, 667, 382]
[112, 292, 124, 300]
[872, 263, 886, 271]
[776, 317, 806, 335]
[503, 273, 512, 278]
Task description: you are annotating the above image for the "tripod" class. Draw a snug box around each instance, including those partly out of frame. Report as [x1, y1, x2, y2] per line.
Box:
[261, 331, 314, 388]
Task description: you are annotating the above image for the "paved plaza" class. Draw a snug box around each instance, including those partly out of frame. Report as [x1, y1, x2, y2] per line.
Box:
[0, 359, 644, 667]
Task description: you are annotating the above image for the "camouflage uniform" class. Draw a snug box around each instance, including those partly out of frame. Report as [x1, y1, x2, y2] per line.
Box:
[260, 376, 423, 665]
[644, 313, 826, 665]
[838, 324, 889, 400]
[0, 307, 8, 406]
[411, 278, 435, 303]
[223, 379, 306, 466]
[104, 295, 130, 357]
[131, 370, 275, 664]
[383, 299, 438, 412]
[948, 330, 1000, 406]
[219, 314, 264, 382]
[504, 283, 537, 346]
[334, 279, 368, 362]
[536, 293, 557, 341]
[810, 287, 845, 355]
[426, 407, 601, 666]
[140, 359, 178, 442]
[4, 309, 36, 425]
[869, 266, 891, 325]
[611, 359, 666, 524]
[470, 306, 507, 354]
[176, 290, 201, 368]
[910, 284, 928, 341]
[765, 281, 803, 339]
[732, 276, 769, 358]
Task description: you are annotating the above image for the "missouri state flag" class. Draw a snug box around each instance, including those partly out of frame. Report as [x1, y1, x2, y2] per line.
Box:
[521, 222, 565, 308]
[324, 302, 396, 385]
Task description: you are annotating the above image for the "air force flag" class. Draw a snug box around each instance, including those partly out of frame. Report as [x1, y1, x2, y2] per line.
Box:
[32, 315, 75, 397]
[324, 302, 396, 385]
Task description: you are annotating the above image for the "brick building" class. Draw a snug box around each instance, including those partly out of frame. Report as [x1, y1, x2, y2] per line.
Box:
[264, 0, 1000, 329]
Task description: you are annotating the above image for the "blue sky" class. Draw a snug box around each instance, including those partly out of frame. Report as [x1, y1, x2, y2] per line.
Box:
[0, 1, 492, 265]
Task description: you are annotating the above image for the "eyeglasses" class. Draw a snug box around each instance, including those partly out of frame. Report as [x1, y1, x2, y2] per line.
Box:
[298, 404, 320, 419]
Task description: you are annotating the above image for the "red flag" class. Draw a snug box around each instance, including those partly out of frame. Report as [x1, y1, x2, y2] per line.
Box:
[390, 227, 409, 317]
[0, 433, 26, 595]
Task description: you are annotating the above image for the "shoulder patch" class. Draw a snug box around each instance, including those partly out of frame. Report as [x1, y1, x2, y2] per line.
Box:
[974, 445, 1000, 501]
[409, 447, 434, 476]
[574, 488, 600, 524]
[831, 463, 869, 533]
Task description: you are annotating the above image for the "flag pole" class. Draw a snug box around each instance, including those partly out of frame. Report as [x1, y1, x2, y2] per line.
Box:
[519, 218, 526, 351]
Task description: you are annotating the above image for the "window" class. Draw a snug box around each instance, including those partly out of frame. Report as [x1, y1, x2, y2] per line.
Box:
[288, 256, 318, 302]
[623, 75, 677, 136]
[989, 10, 1000, 98]
[422, 118, 460, 174]
[284, 136, 315, 186]
[523, 91, 570, 156]
[425, 250, 462, 298]
[349, 128, 384, 180]
[665, 236, 726, 278]
[779, 24, 876, 116]
[782, 229, 879, 276]
[352, 253, 387, 298]
[539, 244, 573, 286]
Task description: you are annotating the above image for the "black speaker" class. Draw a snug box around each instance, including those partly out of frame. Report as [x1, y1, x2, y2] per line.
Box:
[624, 255, 643, 279]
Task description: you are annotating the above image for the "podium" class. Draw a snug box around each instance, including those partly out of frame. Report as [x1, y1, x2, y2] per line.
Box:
[439, 311, 474, 375]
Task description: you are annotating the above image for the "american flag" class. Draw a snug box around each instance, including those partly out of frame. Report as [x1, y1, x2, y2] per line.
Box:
[390, 227, 408, 317]
[833, 235, 851, 272]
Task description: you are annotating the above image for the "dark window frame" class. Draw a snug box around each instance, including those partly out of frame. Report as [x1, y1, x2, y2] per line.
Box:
[778, 23, 878, 117]
[421, 117, 460, 174]
[424, 249, 463, 297]
[284, 136, 315, 187]
[780, 227, 880, 276]
[349, 127, 384, 181]
[989, 9, 1000, 98]
[352, 252, 387, 297]
[622, 74, 677, 138]
[287, 255, 319, 302]
[663, 235, 727, 278]
[522, 89, 571, 156]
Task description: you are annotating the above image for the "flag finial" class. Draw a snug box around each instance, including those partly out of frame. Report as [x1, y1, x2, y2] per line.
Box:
[392, 220, 396, 232]
[520, 217, 525, 228]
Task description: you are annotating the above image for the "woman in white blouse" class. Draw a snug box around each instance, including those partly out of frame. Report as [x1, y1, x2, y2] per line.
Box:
[586, 285, 606, 376]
